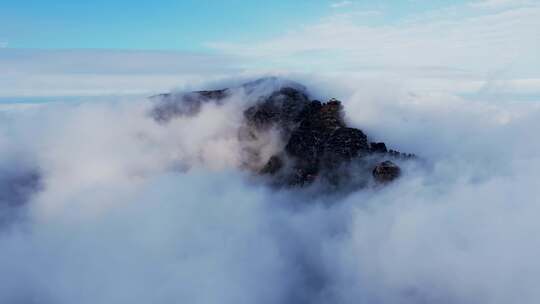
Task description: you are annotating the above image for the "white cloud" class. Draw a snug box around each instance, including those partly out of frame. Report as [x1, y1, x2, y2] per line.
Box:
[0, 49, 242, 98]
[3, 2, 538, 99]
[212, 5, 540, 70]
[209, 2, 540, 96]
[331, 1, 353, 8]
[0, 76, 540, 303]
[469, 0, 536, 9]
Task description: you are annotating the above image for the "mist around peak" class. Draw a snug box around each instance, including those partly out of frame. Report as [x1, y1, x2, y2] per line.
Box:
[0, 76, 539, 304]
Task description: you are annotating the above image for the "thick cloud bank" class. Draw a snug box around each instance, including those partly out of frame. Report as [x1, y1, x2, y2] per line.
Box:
[0, 77, 539, 304]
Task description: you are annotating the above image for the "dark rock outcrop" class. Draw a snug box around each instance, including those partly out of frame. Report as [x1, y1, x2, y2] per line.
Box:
[372, 161, 401, 183]
[241, 85, 412, 188]
[259, 155, 284, 175]
[244, 87, 311, 133]
[150, 89, 230, 123]
[150, 78, 415, 189]
[370, 142, 387, 153]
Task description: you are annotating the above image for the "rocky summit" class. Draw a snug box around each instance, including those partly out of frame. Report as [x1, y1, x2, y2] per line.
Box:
[151, 78, 414, 190]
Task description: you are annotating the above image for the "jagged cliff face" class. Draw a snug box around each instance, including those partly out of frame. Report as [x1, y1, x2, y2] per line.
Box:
[151, 78, 414, 191]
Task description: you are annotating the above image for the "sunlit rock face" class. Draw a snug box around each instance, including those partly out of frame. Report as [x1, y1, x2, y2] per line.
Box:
[151, 77, 414, 190]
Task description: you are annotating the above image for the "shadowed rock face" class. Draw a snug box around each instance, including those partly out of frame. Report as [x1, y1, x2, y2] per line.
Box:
[244, 87, 311, 133]
[150, 89, 230, 123]
[150, 78, 414, 189]
[247, 95, 411, 187]
[373, 161, 401, 183]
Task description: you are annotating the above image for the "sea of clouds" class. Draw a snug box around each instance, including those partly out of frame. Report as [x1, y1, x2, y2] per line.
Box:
[0, 76, 539, 304]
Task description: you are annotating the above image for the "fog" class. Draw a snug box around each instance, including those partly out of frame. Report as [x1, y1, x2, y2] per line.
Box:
[0, 76, 539, 304]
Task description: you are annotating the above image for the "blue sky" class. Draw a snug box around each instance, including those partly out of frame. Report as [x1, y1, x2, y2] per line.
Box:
[1, 0, 329, 50]
[1, 0, 470, 50]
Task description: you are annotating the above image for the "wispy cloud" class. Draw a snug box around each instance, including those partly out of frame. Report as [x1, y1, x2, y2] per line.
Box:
[330, 1, 353, 8]
[0, 49, 242, 97]
[469, 0, 536, 9]
[209, 2, 540, 95]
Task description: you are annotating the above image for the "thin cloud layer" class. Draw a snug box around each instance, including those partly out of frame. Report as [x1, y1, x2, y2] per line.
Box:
[209, 2, 540, 97]
[210, 1, 540, 65]
[331, 1, 353, 9]
[469, 0, 536, 9]
[0, 49, 242, 98]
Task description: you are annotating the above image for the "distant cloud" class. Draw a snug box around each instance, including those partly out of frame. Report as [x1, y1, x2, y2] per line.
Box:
[210, 1, 540, 93]
[3, 1, 539, 99]
[330, 1, 352, 8]
[0, 49, 242, 97]
[469, 0, 535, 9]
[0, 42, 7, 48]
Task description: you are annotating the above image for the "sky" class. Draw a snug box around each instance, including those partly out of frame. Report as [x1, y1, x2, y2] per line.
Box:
[1, 0, 330, 50]
[2, 0, 470, 50]
[0, 0, 539, 99]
